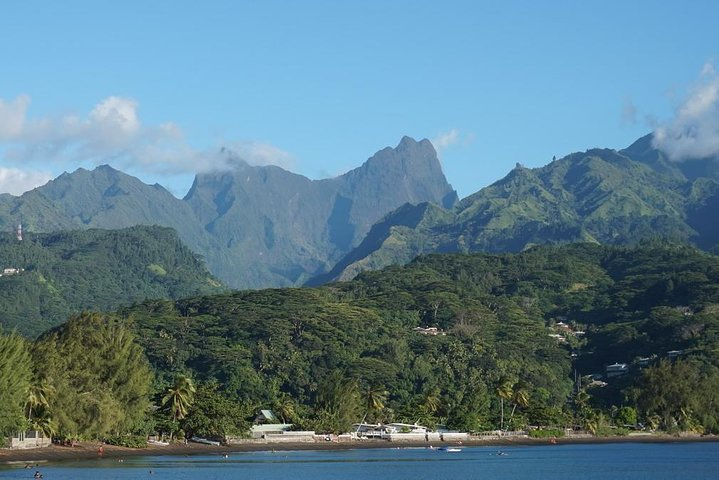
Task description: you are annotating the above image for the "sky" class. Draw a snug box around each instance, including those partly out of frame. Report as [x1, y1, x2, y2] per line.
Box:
[1, 0, 718, 199]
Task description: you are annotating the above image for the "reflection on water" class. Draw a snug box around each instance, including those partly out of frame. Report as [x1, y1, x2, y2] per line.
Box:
[2, 442, 719, 480]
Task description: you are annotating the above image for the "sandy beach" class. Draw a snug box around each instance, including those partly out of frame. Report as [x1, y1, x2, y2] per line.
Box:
[2, 434, 717, 465]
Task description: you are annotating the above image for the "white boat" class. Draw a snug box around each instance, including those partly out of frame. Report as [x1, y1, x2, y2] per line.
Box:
[438, 447, 462, 452]
[191, 436, 221, 446]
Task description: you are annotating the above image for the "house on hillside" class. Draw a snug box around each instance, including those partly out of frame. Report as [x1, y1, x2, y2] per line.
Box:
[413, 326, 446, 336]
[0, 267, 23, 277]
[606, 362, 628, 378]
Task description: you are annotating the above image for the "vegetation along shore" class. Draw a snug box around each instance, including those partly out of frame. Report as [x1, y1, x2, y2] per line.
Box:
[2, 434, 718, 465]
[3, 242, 719, 455]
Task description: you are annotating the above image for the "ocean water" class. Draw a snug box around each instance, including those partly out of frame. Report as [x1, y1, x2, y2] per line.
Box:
[1, 442, 718, 480]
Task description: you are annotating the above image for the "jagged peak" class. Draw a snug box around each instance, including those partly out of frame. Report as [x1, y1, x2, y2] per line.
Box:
[397, 136, 436, 154]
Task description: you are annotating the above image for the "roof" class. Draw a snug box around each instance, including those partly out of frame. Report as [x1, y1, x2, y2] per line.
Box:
[259, 409, 276, 421]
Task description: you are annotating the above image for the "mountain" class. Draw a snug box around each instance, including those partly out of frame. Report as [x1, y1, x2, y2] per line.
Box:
[184, 136, 457, 287]
[0, 165, 213, 254]
[0, 225, 224, 337]
[320, 134, 719, 282]
[0, 138, 456, 289]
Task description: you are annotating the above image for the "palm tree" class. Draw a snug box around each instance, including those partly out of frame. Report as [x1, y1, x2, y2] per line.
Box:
[25, 380, 56, 437]
[26, 381, 53, 422]
[275, 393, 297, 424]
[495, 380, 513, 431]
[357, 385, 387, 429]
[422, 388, 442, 416]
[162, 375, 196, 423]
[574, 389, 591, 420]
[364, 385, 387, 419]
[508, 387, 530, 429]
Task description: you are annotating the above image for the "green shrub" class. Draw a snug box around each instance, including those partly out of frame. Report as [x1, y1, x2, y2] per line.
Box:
[104, 435, 148, 448]
[528, 428, 565, 438]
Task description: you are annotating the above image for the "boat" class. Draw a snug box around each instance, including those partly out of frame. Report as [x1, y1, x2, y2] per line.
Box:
[437, 447, 462, 452]
[191, 436, 221, 446]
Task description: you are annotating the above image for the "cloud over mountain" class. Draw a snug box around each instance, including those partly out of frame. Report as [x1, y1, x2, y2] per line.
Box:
[0, 95, 292, 195]
[652, 62, 719, 161]
[0, 167, 53, 195]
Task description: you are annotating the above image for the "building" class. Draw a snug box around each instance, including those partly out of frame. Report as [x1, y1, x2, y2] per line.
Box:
[250, 409, 292, 439]
[413, 326, 445, 336]
[7, 430, 51, 449]
[605, 362, 628, 378]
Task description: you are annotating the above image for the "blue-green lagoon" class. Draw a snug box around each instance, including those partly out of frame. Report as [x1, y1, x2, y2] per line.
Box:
[2, 442, 718, 480]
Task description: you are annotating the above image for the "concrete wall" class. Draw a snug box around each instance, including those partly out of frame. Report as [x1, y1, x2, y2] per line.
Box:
[227, 431, 317, 444]
[8, 431, 51, 449]
[386, 432, 427, 442]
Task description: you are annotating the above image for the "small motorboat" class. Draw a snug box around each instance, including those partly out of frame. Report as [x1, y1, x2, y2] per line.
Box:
[438, 447, 462, 452]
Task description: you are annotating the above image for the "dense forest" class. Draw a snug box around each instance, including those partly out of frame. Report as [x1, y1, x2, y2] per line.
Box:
[0, 226, 224, 336]
[2, 242, 719, 442]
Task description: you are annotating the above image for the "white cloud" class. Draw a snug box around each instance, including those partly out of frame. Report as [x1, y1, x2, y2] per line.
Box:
[430, 129, 475, 158]
[221, 141, 294, 171]
[0, 167, 53, 195]
[431, 129, 460, 155]
[90, 96, 140, 135]
[652, 62, 719, 161]
[701, 62, 716, 77]
[0, 95, 293, 195]
[0, 95, 30, 140]
[621, 98, 638, 125]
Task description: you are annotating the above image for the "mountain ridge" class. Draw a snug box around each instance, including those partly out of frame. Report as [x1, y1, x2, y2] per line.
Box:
[0, 137, 457, 289]
[318, 134, 719, 283]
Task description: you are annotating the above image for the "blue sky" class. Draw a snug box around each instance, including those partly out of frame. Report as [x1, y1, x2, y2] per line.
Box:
[1, 0, 718, 198]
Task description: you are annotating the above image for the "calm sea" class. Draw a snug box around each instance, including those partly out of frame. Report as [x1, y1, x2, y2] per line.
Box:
[2, 442, 718, 480]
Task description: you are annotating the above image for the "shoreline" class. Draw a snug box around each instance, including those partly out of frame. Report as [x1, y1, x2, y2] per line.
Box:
[2, 434, 718, 465]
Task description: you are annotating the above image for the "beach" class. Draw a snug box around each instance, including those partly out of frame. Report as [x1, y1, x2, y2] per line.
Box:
[2, 434, 717, 464]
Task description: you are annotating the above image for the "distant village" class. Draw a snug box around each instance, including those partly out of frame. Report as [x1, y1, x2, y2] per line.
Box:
[547, 315, 687, 387]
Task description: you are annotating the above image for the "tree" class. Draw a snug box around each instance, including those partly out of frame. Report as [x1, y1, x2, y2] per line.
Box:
[0, 331, 32, 436]
[274, 393, 297, 424]
[182, 381, 249, 441]
[421, 388, 442, 420]
[25, 380, 55, 436]
[356, 384, 388, 429]
[312, 371, 360, 434]
[638, 359, 701, 431]
[162, 375, 196, 422]
[495, 379, 513, 430]
[33, 313, 153, 439]
[508, 387, 530, 428]
[26, 381, 53, 422]
[615, 406, 637, 427]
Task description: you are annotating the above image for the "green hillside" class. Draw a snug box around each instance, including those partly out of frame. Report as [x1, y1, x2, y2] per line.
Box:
[119, 242, 719, 434]
[323, 137, 719, 282]
[3, 242, 718, 440]
[0, 226, 224, 336]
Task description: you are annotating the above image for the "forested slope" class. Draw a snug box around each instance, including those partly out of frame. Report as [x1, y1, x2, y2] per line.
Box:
[122, 242, 719, 433]
[0, 226, 224, 336]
